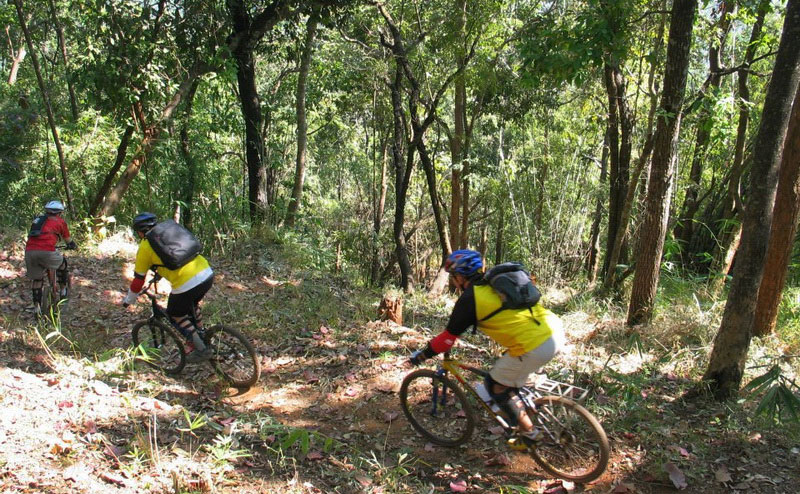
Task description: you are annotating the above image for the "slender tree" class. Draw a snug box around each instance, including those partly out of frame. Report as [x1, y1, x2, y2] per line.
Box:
[13, 0, 74, 214]
[703, 0, 800, 399]
[753, 83, 800, 337]
[286, 10, 320, 227]
[627, 0, 697, 326]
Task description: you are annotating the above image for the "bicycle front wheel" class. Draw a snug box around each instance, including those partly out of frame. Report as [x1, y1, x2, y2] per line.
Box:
[399, 369, 476, 447]
[132, 319, 186, 375]
[205, 325, 260, 389]
[528, 395, 609, 483]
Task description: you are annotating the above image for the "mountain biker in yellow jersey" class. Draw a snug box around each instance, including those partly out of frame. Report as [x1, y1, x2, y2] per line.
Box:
[409, 249, 565, 444]
[122, 212, 214, 363]
[25, 200, 77, 315]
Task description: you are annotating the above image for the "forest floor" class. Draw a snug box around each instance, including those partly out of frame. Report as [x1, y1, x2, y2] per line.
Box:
[0, 232, 798, 494]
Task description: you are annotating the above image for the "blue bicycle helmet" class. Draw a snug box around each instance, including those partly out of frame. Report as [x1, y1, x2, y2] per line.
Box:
[132, 212, 158, 233]
[445, 249, 483, 278]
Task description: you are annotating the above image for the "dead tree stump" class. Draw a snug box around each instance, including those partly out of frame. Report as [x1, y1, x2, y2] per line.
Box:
[378, 294, 403, 325]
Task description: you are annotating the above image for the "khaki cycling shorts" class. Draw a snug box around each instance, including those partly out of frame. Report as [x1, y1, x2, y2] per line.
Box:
[489, 335, 565, 388]
[25, 250, 65, 280]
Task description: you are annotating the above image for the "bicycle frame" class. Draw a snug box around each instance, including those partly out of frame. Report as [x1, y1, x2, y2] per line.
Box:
[433, 352, 520, 432]
[139, 272, 203, 339]
[39, 244, 71, 316]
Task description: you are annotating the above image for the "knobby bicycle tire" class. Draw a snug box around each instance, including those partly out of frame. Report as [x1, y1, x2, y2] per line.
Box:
[399, 369, 476, 447]
[204, 324, 260, 389]
[527, 395, 610, 483]
[132, 319, 186, 375]
[39, 282, 55, 318]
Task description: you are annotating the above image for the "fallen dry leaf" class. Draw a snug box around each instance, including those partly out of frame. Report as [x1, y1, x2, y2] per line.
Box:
[99, 471, 126, 486]
[715, 465, 732, 484]
[484, 453, 512, 467]
[664, 462, 688, 489]
[306, 450, 324, 461]
[384, 411, 399, 423]
[612, 482, 636, 493]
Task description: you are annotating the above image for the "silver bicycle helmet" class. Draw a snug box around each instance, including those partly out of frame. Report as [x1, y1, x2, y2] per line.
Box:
[44, 200, 65, 214]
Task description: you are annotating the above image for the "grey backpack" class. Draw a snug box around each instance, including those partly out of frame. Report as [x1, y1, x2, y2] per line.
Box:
[477, 262, 541, 322]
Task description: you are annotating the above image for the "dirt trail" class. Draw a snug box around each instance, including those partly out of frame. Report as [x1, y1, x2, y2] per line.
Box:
[1, 238, 797, 493]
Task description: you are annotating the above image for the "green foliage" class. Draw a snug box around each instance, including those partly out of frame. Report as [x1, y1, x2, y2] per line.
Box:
[743, 363, 800, 424]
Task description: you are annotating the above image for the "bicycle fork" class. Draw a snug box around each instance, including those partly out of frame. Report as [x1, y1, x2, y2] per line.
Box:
[429, 369, 450, 416]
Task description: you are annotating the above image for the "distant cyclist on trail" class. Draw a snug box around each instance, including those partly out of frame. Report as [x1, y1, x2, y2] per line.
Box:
[123, 212, 214, 363]
[25, 200, 76, 316]
[409, 249, 566, 445]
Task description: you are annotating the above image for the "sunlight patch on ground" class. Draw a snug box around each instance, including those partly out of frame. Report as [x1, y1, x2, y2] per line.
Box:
[96, 230, 138, 258]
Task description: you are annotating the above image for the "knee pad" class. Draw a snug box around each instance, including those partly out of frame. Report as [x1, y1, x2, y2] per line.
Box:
[485, 374, 523, 425]
[56, 266, 68, 285]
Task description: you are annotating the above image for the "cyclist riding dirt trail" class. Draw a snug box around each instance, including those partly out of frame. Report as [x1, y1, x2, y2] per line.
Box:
[123, 212, 214, 363]
[409, 249, 566, 444]
[25, 200, 76, 316]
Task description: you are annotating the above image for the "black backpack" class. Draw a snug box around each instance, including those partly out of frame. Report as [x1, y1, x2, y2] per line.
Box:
[146, 220, 202, 270]
[28, 214, 49, 237]
[477, 262, 541, 322]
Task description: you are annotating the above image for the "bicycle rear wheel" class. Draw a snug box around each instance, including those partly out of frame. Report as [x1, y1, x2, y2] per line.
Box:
[39, 282, 55, 318]
[399, 369, 476, 447]
[132, 319, 186, 375]
[204, 325, 260, 389]
[527, 395, 609, 483]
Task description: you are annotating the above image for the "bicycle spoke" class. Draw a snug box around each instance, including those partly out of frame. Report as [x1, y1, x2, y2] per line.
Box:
[399, 369, 475, 447]
[206, 325, 260, 389]
[528, 396, 609, 483]
[132, 319, 186, 374]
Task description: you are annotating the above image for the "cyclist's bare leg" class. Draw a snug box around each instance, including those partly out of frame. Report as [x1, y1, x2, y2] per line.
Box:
[491, 382, 534, 432]
[193, 303, 204, 331]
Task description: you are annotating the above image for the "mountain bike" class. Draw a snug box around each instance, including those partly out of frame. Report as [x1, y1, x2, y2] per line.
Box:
[399, 352, 610, 483]
[130, 272, 261, 389]
[38, 243, 74, 321]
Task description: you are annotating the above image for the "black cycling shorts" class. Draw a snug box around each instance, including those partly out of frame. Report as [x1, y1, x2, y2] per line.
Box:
[167, 275, 214, 318]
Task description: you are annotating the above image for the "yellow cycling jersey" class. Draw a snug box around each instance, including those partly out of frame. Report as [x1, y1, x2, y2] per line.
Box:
[474, 284, 556, 357]
[134, 239, 210, 290]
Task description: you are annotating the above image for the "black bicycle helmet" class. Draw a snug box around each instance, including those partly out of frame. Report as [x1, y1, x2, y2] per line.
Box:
[132, 212, 158, 233]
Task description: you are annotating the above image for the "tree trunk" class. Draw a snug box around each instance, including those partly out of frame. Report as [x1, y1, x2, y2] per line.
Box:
[7, 41, 26, 85]
[89, 124, 134, 217]
[586, 132, 608, 284]
[707, 0, 769, 291]
[703, 0, 800, 399]
[674, 2, 732, 264]
[753, 83, 800, 337]
[97, 73, 201, 218]
[602, 61, 632, 279]
[449, 0, 468, 251]
[13, 0, 74, 215]
[286, 12, 319, 227]
[494, 205, 505, 264]
[419, 136, 452, 263]
[234, 46, 268, 223]
[389, 65, 414, 292]
[178, 80, 200, 229]
[47, 0, 78, 121]
[227, 0, 293, 224]
[627, 0, 697, 326]
[371, 134, 389, 285]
